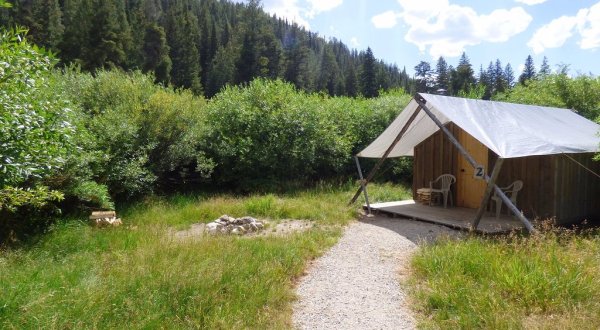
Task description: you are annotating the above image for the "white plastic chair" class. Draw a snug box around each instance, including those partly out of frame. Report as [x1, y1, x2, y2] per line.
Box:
[429, 174, 456, 208]
[491, 180, 523, 219]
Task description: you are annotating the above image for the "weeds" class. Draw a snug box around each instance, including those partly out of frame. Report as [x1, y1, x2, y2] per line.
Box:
[0, 183, 410, 329]
[410, 225, 600, 329]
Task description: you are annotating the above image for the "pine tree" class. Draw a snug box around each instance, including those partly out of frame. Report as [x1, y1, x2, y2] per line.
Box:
[31, 0, 64, 50]
[206, 45, 236, 97]
[60, 0, 92, 63]
[539, 56, 551, 77]
[360, 47, 378, 98]
[283, 30, 312, 90]
[519, 55, 536, 85]
[504, 63, 515, 88]
[455, 52, 475, 93]
[317, 45, 341, 95]
[166, 5, 202, 94]
[447, 65, 458, 95]
[142, 23, 171, 85]
[345, 65, 358, 97]
[479, 64, 492, 99]
[435, 56, 449, 93]
[493, 59, 507, 94]
[83, 0, 132, 70]
[414, 60, 432, 93]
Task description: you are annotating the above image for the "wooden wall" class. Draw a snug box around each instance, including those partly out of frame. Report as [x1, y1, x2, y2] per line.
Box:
[554, 153, 600, 223]
[413, 124, 600, 223]
[412, 123, 459, 205]
[489, 154, 556, 220]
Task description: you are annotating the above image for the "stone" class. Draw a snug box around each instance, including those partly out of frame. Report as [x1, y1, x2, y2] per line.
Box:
[240, 216, 255, 224]
[219, 215, 235, 223]
[206, 222, 223, 235]
[231, 227, 243, 235]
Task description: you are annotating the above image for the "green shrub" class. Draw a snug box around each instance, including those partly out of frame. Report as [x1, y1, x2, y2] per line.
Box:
[59, 69, 212, 198]
[205, 79, 410, 189]
[0, 27, 76, 190]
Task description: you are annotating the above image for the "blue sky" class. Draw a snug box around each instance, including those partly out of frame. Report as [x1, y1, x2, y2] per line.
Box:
[256, 0, 600, 76]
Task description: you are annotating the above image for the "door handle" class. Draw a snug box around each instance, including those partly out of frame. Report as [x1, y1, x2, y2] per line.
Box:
[460, 169, 465, 172]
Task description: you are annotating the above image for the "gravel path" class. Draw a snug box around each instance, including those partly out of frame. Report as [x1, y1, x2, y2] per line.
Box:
[293, 215, 460, 329]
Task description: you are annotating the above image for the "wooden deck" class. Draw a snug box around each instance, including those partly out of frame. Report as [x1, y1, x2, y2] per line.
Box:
[366, 200, 525, 234]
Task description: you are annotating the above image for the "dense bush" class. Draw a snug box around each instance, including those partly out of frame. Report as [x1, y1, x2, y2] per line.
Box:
[1, 30, 413, 241]
[0, 27, 77, 241]
[495, 71, 600, 122]
[204, 79, 410, 189]
[58, 70, 213, 198]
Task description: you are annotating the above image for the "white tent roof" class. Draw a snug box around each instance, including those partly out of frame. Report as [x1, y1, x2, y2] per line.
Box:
[357, 93, 600, 159]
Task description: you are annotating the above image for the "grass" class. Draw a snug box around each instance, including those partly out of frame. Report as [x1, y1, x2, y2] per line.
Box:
[0, 182, 411, 329]
[410, 226, 600, 329]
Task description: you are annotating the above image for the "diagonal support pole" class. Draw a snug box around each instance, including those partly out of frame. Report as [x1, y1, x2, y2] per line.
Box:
[413, 94, 536, 234]
[348, 105, 423, 205]
[471, 158, 504, 230]
[354, 156, 371, 214]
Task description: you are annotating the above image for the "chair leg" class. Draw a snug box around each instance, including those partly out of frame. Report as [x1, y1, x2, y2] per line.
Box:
[443, 192, 448, 208]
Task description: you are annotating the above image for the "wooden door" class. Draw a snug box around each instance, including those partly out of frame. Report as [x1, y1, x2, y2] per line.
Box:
[457, 129, 488, 208]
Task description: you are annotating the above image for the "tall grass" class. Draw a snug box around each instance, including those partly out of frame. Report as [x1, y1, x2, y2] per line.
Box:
[410, 228, 600, 329]
[0, 183, 410, 329]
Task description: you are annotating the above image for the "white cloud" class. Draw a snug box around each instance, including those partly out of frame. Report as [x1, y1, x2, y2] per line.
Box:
[305, 0, 343, 18]
[386, 0, 533, 58]
[515, 0, 548, 5]
[263, 0, 310, 28]
[577, 2, 600, 50]
[261, 0, 344, 28]
[350, 37, 360, 47]
[527, 2, 600, 53]
[527, 15, 580, 54]
[372, 10, 400, 29]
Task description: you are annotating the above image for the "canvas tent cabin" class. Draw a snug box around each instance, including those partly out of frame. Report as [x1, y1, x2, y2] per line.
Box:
[355, 93, 600, 229]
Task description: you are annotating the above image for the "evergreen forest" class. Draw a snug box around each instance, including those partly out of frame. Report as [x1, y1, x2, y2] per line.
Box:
[0, 0, 412, 97]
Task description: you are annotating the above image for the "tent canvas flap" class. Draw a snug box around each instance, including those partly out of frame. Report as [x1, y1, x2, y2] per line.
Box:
[357, 93, 600, 159]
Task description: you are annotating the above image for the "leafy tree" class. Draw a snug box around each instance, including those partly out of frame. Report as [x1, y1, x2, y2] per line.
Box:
[519, 55, 536, 85]
[496, 71, 600, 121]
[0, 27, 74, 214]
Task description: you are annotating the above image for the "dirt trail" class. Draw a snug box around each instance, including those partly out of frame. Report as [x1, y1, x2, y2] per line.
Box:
[292, 215, 461, 329]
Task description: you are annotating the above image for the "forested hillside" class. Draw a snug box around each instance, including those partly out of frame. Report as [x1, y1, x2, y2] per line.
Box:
[0, 0, 412, 97]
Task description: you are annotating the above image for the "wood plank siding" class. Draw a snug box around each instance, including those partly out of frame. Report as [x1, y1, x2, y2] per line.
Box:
[413, 123, 600, 223]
